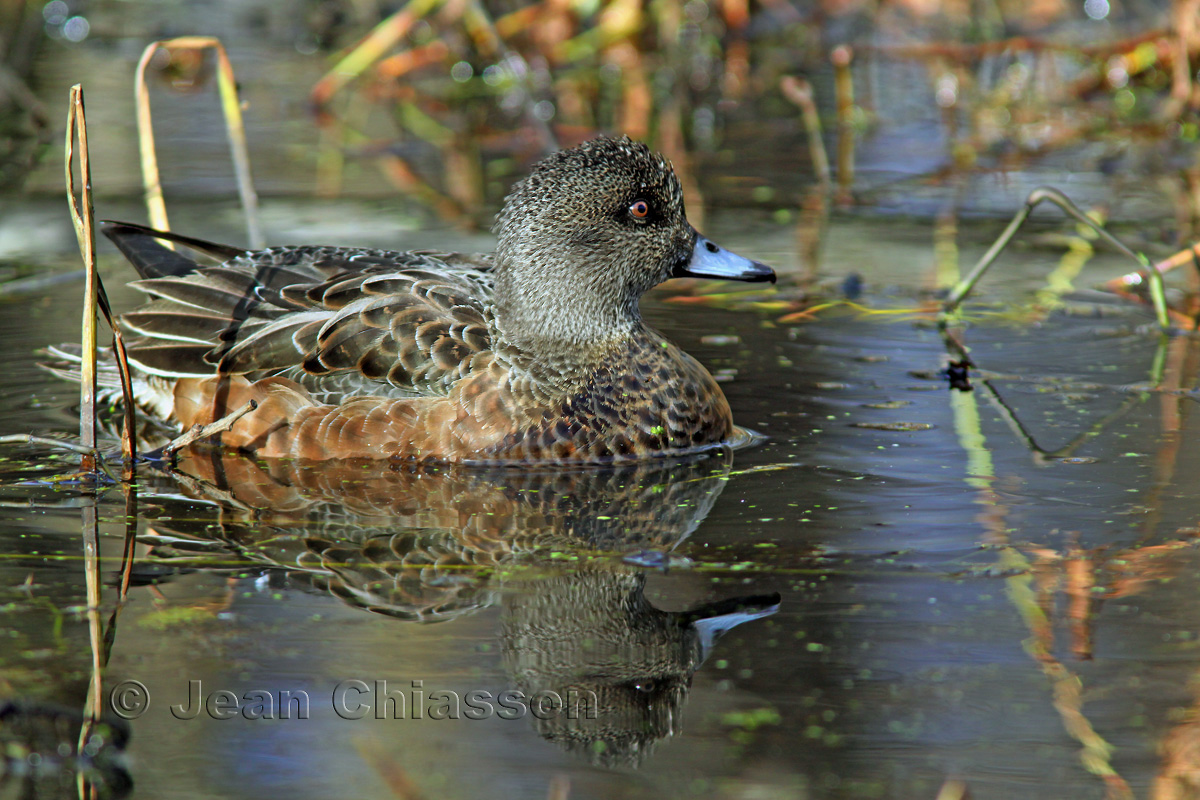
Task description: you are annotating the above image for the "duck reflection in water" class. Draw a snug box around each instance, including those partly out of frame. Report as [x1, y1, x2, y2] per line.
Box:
[139, 448, 779, 766]
[501, 570, 778, 766]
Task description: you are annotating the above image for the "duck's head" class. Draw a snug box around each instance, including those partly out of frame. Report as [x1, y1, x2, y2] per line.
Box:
[493, 136, 773, 351]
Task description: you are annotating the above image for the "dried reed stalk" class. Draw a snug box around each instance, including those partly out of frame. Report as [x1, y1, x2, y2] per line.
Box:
[781, 76, 831, 187]
[135, 37, 263, 247]
[66, 85, 139, 468]
[65, 85, 97, 472]
[831, 46, 855, 201]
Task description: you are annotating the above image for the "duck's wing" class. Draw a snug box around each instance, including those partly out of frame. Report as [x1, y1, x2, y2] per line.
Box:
[107, 222, 496, 400]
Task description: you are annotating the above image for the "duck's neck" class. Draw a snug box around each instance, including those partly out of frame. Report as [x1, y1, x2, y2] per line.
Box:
[492, 312, 646, 387]
[491, 255, 646, 385]
[490, 299, 650, 391]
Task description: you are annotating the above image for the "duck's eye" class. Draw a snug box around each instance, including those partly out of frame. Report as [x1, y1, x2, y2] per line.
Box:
[629, 199, 651, 220]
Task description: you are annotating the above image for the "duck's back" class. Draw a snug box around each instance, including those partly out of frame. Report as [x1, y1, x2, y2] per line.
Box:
[110, 222, 497, 405]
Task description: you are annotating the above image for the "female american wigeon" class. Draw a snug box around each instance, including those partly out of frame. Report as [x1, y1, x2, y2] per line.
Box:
[95, 136, 774, 463]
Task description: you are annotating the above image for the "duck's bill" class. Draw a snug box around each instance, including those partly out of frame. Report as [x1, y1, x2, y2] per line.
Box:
[675, 235, 776, 283]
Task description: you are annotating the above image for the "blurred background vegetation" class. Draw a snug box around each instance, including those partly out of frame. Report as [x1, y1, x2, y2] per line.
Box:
[3, 0, 1200, 259]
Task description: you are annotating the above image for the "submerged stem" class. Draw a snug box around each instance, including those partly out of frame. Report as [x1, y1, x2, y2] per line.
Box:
[941, 187, 1170, 331]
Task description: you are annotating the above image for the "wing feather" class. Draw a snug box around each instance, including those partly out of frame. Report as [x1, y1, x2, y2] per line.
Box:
[118, 237, 496, 401]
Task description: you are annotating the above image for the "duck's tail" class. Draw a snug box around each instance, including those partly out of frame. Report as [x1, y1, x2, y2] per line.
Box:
[100, 221, 248, 280]
[39, 343, 177, 421]
[38, 344, 184, 449]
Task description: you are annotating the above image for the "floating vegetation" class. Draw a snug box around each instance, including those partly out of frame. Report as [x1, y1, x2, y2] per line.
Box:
[850, 421, 936, 432]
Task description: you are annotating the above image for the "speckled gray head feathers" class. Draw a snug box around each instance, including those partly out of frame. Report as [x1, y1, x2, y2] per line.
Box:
[491, 136, 695, 351]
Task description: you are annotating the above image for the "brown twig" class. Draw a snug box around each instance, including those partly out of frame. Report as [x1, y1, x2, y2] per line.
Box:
[109, 324, 138, 468]
[162, 400, 258, 457]
[0, 433, 104, 458]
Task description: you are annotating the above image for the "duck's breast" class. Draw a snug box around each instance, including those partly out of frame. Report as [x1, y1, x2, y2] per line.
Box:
[469, 335, 733, 463]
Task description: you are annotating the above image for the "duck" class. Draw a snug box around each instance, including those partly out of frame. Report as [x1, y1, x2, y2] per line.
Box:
[86, 136, 775, 464]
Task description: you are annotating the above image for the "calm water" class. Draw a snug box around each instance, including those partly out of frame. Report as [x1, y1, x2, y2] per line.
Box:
[4, 2, 1200, 799]
[4, 215, 1197, 799]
